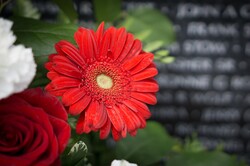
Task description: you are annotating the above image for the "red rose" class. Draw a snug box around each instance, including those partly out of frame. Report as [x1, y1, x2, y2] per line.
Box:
[0, 88, 71, 166]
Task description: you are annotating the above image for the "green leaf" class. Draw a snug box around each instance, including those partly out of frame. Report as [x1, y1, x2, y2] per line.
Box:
[144, 40, 165, 52]
[13, 0, 40, 19]
[61, 141, 88, 166]
[154, 49, 174, 64]
[167, 151, 247, 166]
[155, 50, 170, 57]
[115, 121, 180, 166]
[157, 56, 175, 64]
[120, 8, 175, 49]
[52, 0, 77, 23]
[12, 17, 77, 56]
[93, 0, 121, 23]
[29, 56, 49, 88]
[168, 135, 247, 166]
[182, 136, 205, 153]
[11, 17, 77, 87]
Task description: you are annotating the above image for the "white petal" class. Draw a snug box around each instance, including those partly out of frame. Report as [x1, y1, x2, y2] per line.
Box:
[111, 159, 138, 166]
[0, 17, 36, 99]
[0, 18, 16, 50]
[0, 80, 14, 99]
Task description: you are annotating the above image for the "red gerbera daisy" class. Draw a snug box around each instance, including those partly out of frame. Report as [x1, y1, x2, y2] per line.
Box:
[45, 23, 159, 141]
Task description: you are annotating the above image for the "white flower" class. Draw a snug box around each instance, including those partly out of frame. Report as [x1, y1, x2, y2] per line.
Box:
[0, 18, 36, 99]
[111, 159, 138, 166]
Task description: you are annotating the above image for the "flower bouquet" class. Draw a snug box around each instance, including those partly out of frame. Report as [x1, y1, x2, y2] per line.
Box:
[0, 0, 247, 166]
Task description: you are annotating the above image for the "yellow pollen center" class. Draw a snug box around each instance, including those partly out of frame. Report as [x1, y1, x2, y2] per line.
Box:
[96, 74, 113, 89]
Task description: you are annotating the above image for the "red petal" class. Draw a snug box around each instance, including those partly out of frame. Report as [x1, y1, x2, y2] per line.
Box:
[45, 85, 67, 96]
[131, 67, 158, 81]
[48, 116, 71, 153]
[111, 126, 122, 141]
[62, 88, 86, 106]
[93, 103, 107, 128]
[129, 98, 151, 119]
[137, 114, 147, 128]
[123, 53, 149, 71]
[47, 71, 59, 80]
[69, 95, 91, 115]
[119, 104, 141, 132]
[76, 113, 91, 134]
[84, 101, 107, 129]
[108, 27, 117, 59]
[131, 79, 159, 92]
[106, 105, 124, 132]
[74, 28, 97, 61]
[122, 99, 148, 126]
[50, 77, 80, 90]
[123, 100, 139, 112]
[52, 54, 73, 64]
[98, 29, 112, 60]
[52, 57, 82, 78]
[84, 101, 97, 129]
[129, 130, 137, 137]
[131, 92, 157, 105]
[19, 88, 68, 121]
[55, 40, 68, 55]
[100, 119, 111, 139]
[116, 33, 134, 63]
[50, 158, 61, 166]
[96, 22, 105, 48]
[130, 53, 154, 75]
[124, 39, 142, 61]
[59, 42, 86, 67]
[45, 61, 53, 71]
[55, 41, 84, 66]
[74, 28, 84, 55]
[121, 125, 127, 138]
[113, 28, 127, 60]
[48, 54, 58, 61]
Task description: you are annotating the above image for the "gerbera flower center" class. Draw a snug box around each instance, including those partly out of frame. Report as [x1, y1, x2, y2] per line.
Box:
[83, 61, 131, 106]
[96, 74, 113, 89]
